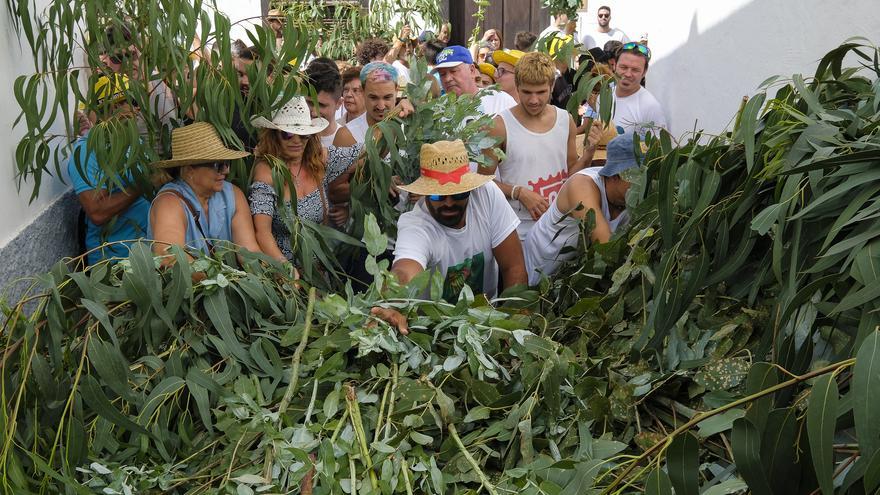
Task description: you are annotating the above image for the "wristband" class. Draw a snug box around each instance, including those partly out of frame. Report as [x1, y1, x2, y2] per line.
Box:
[511, 185, 520, 200]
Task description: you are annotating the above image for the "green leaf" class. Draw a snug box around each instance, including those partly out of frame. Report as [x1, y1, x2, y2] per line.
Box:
[853, 330, 880, 459]
[739, 92, 766, 172]
[363, 213, 387, 256]
[203, 289, 254, 368]
[409, 431, 433, 445]
[806, 373, 838, 495]
[731, 417, 772, 495]
[644, 467, 673, 495]
[79, 375, 149, 436]
[666, 433, 699, 495]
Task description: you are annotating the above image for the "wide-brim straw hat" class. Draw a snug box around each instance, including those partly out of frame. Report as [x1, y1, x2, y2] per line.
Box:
[152, 122, 250, 169]
[576, 120, 619, 161]
[250, 96, 329, 136]
[266, 8, 284, 19]
[398, 140, 494, 196]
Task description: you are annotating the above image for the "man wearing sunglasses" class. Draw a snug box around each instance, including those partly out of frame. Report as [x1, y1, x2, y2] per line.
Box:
[611, 42, 668, 135]
[581, 6, 630, 50]
[392, 140, 526, 302]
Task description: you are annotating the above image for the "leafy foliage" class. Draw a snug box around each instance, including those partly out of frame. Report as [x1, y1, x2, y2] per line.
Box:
[276, 0, 443, 62]
[6, 0, 880, 492]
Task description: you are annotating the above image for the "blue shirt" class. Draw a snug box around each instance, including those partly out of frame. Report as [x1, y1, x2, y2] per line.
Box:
[67, 134, 150, 265]
[148, 179, 237, 255]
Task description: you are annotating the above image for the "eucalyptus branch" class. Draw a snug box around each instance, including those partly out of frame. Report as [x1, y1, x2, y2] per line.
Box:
[600, 358, 856, 495]
[449, 422, 499, 495]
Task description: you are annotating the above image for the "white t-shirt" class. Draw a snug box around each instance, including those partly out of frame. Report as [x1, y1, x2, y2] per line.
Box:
[344, 112, 369, 144]
[478, 90, 517, 117]
[392, 60, 412, 86]
[612, 87, 668, 135]
[580, 28, 630, 50]
[393, 182, 519, 300]
[320, 126, 340, 149]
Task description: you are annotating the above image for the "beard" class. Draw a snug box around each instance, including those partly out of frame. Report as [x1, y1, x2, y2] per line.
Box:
[427, 201, 467, 228]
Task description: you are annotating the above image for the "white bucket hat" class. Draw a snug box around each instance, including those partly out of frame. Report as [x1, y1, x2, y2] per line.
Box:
[250, 96, 329, 136]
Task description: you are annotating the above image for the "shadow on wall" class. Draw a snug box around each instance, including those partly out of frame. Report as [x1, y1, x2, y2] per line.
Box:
[645, 0, 880, 139]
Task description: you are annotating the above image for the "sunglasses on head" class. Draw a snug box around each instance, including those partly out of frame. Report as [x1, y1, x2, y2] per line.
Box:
[621, 42, 651, 61]
[428, 191, 470, 202]
[194, 161, 231, 173]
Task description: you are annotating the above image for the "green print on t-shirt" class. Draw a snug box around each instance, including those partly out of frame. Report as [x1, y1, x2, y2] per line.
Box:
[442, 252, 485, 302]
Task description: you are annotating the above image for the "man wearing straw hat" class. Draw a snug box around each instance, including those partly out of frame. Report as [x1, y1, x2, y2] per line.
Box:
[391, 140, 527, 302]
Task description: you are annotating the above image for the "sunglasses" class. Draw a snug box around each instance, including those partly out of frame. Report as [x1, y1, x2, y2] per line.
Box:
[428, 191, 470, 202]
[598, 13, 610, 18]
[621, 42, 651, 61]
[194, 161, 231, 173]
[278, 130, 299, 140]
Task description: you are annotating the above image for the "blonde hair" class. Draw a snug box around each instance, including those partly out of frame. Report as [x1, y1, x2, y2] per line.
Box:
[254, 128, 325, 183]
[515, 51, 555, 87]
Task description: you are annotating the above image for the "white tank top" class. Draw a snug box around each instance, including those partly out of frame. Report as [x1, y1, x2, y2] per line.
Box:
[498, 106, 570, 241]
[524, 167, 629, 285]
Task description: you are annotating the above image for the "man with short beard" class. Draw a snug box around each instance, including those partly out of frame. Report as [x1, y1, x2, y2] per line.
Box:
[480, 52, 598, 243]
[392, 140, 526, 302]
[581, 5, 630, 50]
[611, 42, 667, 134]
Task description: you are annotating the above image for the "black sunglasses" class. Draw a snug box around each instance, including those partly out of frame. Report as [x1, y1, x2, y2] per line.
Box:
[194, 162, 231, 173]
[428, 191, 470, 201]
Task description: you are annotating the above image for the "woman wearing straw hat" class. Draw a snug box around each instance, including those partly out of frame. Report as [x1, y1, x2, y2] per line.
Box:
[248, 96, 363, 262]
[149, 122, 261, 257]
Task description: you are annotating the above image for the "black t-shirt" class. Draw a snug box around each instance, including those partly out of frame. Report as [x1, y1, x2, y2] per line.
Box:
[551, 68, 577, 111]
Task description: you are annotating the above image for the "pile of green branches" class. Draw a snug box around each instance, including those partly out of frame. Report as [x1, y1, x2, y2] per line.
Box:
[6, 0, 880, 492]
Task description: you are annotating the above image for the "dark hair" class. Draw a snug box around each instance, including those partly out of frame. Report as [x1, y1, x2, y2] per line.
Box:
[342, 66, 363, 86]
[514, 31, 537, 51]
[603, 40, 624, 59]
[578, 47, 609, 70]
[237, 45, 257, 61]
[355, 38, 390, 66]
[422, 40, 446, 63]
[598, 5, 611, 13]
[306, 57, 342, 99]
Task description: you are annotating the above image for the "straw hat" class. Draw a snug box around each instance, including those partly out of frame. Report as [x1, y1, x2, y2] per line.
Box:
[250, 96, 329, 136]
[152, 122, 251, 169]
[397, 140, 494, 196]
[576, 120, 619, 161]
[266, 8, 284, 19]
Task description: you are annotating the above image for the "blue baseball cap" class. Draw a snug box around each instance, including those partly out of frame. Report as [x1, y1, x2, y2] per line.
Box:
[434, 45, 474, 70]
[599, 133, 641, 177]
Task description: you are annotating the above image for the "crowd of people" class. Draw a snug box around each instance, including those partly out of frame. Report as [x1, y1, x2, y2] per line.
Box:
[69, 6, 667, 304]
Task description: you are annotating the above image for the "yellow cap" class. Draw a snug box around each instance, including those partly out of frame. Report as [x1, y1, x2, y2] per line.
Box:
[493, 49, 525, 67]
[477, 62, 496, 80]
[94, 74, 129, 105]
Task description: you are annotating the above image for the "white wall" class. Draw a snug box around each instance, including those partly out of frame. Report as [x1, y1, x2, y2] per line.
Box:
[208, 0, 263, 45]
[576, 0, 880, 139]
[0, 0, 70, 247]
